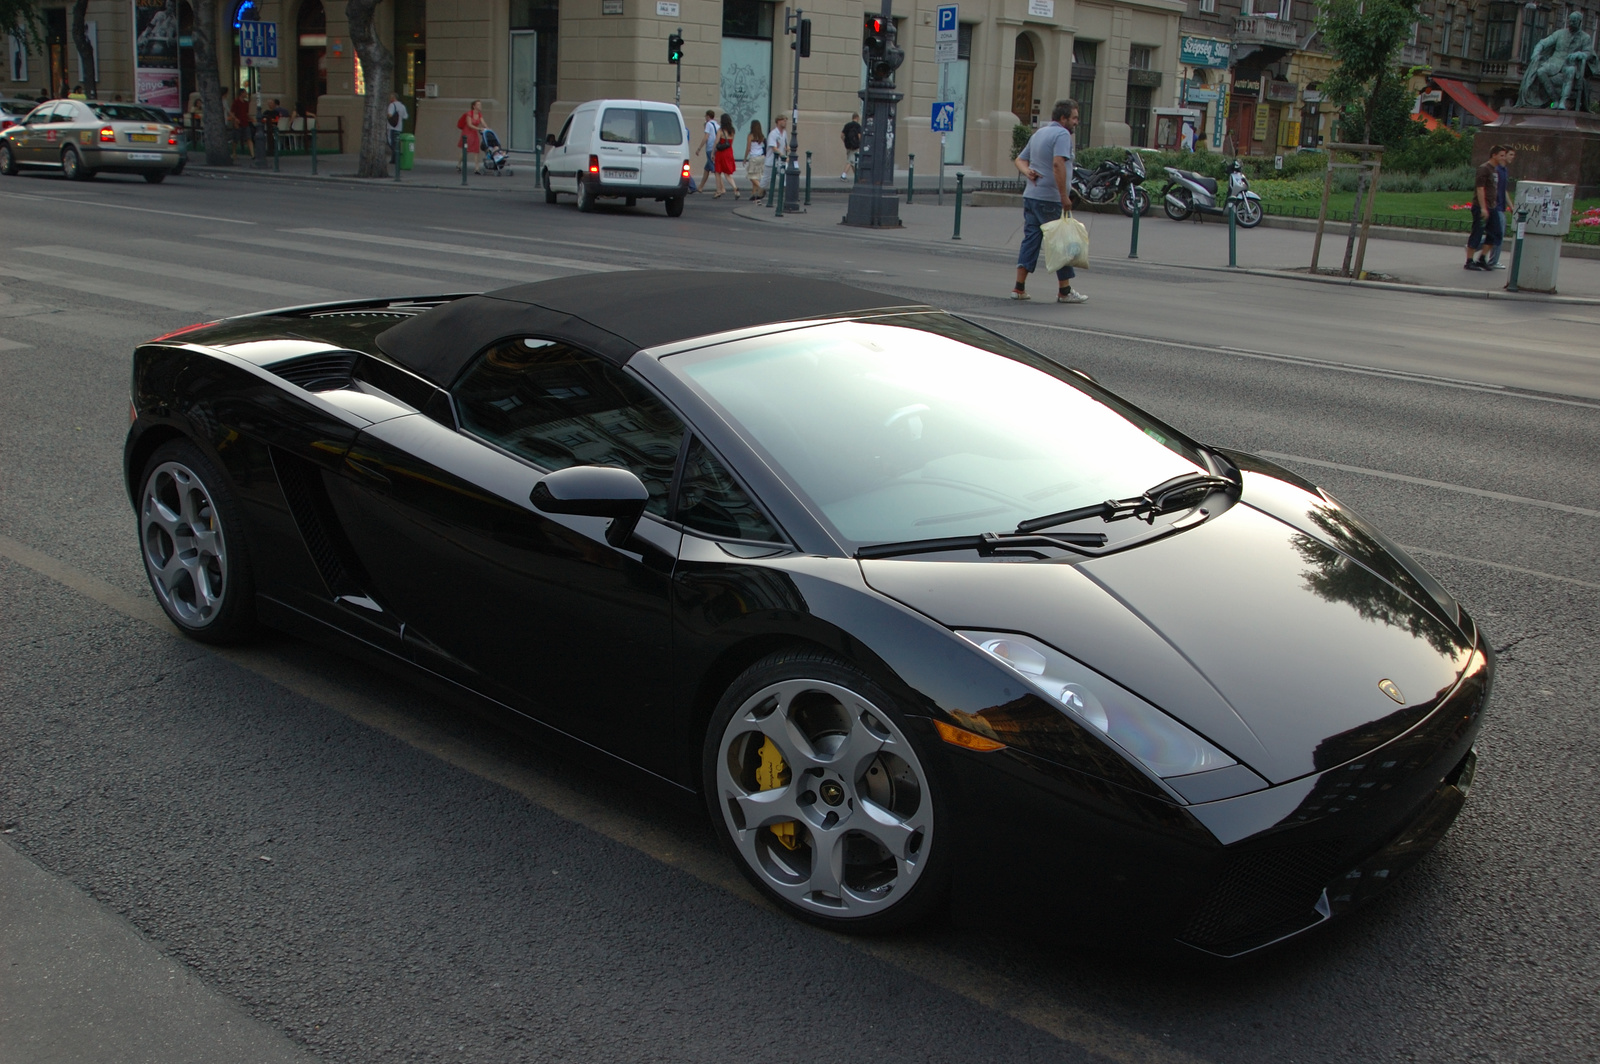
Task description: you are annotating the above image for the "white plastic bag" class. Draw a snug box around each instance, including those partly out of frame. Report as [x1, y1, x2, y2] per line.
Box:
[1041, 215, 1090, 273]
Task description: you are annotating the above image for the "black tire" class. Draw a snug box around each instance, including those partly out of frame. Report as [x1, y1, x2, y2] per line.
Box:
[62, 146, 95, 181]
[576, 179, 595, 212]
[665, 196, 684, 218]
[542, 169, 558, 203]
[0, 144, 17, 176]
[1234, 197, 1264, 228]
[137, 439, 257, 644]
[703, 648, 950, 933]
[144, 170, 167, 184]
[1120, 186, 1150, 218]
[1162, 185, 1192, 221]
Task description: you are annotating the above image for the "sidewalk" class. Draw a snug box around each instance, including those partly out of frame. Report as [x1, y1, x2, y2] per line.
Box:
[730, 197, 1600, 304]
[188, 149, 549, 193]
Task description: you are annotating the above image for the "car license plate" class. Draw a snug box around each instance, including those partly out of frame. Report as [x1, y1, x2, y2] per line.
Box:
[128, 152, 164, 161]
[602, 168, 637, 179]
[130, 133, 158, 142]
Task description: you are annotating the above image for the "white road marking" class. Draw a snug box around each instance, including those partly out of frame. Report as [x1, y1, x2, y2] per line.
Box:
[198, 232, 561, 285]
[427, 226, 633, 254]
[18, 246, 342, 302]
[287, 228, 629, 273]
[0, 189, 257, 224]
[0, 337, 33, 351]
[1259, 451, 1600, 518]
[0, 531, 1203, 1064]
[0, 262, 214, 312]
[1400, 544, 1600, 592]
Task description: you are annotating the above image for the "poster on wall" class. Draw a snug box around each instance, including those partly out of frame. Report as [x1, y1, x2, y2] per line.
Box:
[8, 35, 27, 82]
[132, 0, 180, 109]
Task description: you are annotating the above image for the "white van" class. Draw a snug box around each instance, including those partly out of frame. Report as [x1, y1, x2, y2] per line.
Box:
[543, 99, 692, 217]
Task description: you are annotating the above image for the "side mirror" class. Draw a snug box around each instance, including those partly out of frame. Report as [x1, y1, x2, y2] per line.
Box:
[530, 465, 649, 548]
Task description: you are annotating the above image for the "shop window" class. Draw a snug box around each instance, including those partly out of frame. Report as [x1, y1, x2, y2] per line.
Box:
[721, 0, 773, 159]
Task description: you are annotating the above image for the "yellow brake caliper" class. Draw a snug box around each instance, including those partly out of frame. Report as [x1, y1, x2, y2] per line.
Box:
[755, 737, 800, 850]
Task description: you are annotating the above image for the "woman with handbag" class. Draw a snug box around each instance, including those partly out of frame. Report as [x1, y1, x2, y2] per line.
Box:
[712, 113, 740, 198]
[745, 120, 766, 200]
[457, 100, 486, 175]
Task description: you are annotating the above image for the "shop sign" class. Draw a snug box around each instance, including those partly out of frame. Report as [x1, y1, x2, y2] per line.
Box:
[1180, 37, 1231, 69]
[1303, 89, 1323, 103]
[1128, 69, 1163, 88]
[1231, 77, 1262, 96]
[1265, 80, 1298, 102]
[1186, 86, 1219, 103]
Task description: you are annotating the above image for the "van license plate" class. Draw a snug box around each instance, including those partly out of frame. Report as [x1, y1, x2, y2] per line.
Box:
[602, 168, 637, 179]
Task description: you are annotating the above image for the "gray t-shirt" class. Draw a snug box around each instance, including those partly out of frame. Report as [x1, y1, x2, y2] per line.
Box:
[1018, 123, 1074, 202]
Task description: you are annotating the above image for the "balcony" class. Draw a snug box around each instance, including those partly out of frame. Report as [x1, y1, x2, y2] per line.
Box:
[1477, 59, 1522, 84]
[1234, 16, 1300, 47]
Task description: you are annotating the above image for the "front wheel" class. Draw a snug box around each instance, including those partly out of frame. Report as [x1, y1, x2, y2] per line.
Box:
[576, 179, 595, 212]
[704, 649, 949, 933]
[0, 144, 17, 176]
[1162, 185, 1192, 221]
[1234, 197, 1264, 228]
[664, 196, 684, 217]
[1120, 186, 1150, 218]
[542, 169, 558, 204]
[138, 439, 257, 643]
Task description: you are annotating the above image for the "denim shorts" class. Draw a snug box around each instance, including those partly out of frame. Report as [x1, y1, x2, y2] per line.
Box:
[1017, 198, 1075, 281]
[1468, 205, 1503, 250]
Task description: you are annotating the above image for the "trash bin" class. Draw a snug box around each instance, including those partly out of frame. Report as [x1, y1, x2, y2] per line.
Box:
[398, 133, 416, 171]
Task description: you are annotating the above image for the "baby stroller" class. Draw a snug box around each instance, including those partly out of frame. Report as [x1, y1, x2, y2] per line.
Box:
[479, 129, 513, 176]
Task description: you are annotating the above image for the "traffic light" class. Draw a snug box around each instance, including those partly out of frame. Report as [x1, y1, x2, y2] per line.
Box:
[667, 32, 684, 64]
[798, 18, 812, 58]
[861, 13, 903, 83]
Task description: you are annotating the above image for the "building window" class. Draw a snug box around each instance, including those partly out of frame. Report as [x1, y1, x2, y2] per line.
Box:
[1071, 40, 1096, 148]
[1126, 85, 1152, 146]
[1438, 10, 1453, 55]
[1129, 45, 1152, 69]
[1198, 0, 1216, 12]
[1460, 16, 1472, 58]
[1518, 6, 1547, 64]
[939, 23, 974, 165]
[1275, 0, 1291, 18]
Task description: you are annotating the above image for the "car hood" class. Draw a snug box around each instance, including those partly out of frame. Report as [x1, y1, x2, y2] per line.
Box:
[859, 484, 1474, 785]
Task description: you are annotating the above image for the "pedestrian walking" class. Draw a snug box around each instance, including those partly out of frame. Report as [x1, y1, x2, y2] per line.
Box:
[764, 114, 789, 198]
[1011, 99, 1086, 303]
[458, 100, 486, 174]
[386, 92, 409, 155]
[745, 119, 766, 199]
[840, 113, 862, 180]
[712, 113, 740, 198]
[1465, 144, 1507, 271]
[1487, 148, 1515, 269]
[697, 110, 718, 192]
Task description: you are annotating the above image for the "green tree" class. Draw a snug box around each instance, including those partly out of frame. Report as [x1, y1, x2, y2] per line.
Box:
[1319, 0, 1424, 146]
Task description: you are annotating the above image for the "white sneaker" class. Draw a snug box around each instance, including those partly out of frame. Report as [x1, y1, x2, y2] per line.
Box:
[841, 172, 850, 180]
[1057, 289, 1088, 304]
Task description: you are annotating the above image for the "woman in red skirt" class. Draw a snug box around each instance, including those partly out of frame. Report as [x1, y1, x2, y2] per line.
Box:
[712, 113, 740, 198]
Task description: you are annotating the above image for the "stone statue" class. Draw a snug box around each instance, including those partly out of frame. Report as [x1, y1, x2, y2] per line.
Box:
[1517, 11, 1600, 110]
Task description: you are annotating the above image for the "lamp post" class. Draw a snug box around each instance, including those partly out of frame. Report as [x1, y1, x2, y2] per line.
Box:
[844, 1, 904, 227]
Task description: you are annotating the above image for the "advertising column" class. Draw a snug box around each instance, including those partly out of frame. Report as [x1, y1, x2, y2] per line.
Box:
[132, 0, 181, 110]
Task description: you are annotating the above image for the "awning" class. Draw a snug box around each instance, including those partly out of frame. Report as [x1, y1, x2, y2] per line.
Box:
[1432, 77, 1498, 124]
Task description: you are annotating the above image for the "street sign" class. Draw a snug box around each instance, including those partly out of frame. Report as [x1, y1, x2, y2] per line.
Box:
[936, 4, 957, 63]
[932, 101, 956, 132]
[239, 20, 279, 69]
[936, 40, 957, 63]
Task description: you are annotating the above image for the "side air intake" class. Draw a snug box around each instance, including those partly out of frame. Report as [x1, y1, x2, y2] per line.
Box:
[264, 350, 359, 392]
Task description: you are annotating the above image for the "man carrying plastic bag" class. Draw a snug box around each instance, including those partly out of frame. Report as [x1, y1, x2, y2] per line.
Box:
[1011, 99, 1087, 304]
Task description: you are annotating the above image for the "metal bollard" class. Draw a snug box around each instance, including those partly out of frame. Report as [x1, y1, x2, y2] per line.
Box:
[461, 142, 468, 187]
[1506, 208, 1527, 292]
[907, 154, 915, 204]
[1227, 201, 1238, 267]
[273, 130, 281, 172]
[953, 172, 964, 240]
[805, 151, 812, 206]
[775, 167, 786, 217]
[309, 120, 317, 175]
[1129, 202, 1140, 259]
[394, 135, 401, 182]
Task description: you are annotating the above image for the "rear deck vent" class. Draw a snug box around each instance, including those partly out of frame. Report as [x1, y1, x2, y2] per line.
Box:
[265, 350, 359, 392]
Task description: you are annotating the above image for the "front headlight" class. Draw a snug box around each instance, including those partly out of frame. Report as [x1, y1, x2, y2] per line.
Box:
[957, 630, 1235, 780]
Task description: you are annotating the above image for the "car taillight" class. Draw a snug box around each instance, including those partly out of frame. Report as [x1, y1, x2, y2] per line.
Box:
[100, 127, 116, 142]
[681, 160, 692, 179]
[1, 119, 13, 131]
[168, 135, 177, 145]
[588, 154, 600, 175]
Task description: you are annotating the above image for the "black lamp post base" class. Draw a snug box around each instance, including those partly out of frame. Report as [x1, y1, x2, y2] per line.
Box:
[842, 186, 903, 227]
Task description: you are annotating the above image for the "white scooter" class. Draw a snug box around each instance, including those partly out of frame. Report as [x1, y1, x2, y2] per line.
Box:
[1160, 159, 1263, 227]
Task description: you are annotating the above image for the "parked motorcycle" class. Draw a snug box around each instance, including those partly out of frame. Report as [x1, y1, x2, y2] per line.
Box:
[1071, 149, 1150, 217]
[1160, 159, 1263, 227]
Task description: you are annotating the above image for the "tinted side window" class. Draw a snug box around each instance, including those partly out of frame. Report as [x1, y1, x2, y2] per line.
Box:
[454, 338, 683, 517]
[641, 109, 683, 145]
[677, 437, 781, 542]
[598, 108, 638, 143]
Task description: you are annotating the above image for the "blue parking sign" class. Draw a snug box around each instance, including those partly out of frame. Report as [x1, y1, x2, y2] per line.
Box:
[932, 102, 956, 132]
[937, 5, 958, 33]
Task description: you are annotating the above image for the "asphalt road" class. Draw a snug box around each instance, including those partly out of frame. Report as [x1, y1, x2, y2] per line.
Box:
[1, 168, 1597, 1064]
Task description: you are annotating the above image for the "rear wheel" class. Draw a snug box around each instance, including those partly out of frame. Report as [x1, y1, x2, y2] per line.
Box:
[138, 439, 257, 644]
[144, 170, 167, 184]
[576, 179, 595, 212]
[1234, 197, 1264, 228]
[1162, 185, 1192, 221]
[0, 144, 17, 176]
[62, 146, 94, 181]
[542, 169, 558, 204]
[665, 196, 684, 218]
[704, 650, 949, 932]
[1120, 186, 1150, 218]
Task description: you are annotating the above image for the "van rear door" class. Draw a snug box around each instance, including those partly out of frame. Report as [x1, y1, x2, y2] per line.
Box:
[595, 106, 643, 188]
[638, 107, 688, 191]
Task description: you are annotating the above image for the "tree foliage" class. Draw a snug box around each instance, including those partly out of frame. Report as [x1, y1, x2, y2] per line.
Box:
[1, 0, 43, 52]
[346, 0, 394, 178]
[1319, 0, 1424, 146]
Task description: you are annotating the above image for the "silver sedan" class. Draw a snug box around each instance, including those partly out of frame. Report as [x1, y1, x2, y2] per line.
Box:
[0, 99, 182, 182]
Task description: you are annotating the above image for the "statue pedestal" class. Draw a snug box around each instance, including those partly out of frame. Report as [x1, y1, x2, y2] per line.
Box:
[1479, 108, 1600, 199]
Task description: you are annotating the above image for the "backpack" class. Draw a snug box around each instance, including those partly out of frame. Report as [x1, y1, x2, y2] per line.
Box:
[843, 122, 863, 150]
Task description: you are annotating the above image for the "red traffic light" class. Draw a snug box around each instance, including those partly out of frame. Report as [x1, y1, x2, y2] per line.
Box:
[869, 17, 884, 32]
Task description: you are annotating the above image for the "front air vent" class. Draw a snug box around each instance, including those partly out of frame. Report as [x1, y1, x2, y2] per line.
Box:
[265, 350, 359, 391]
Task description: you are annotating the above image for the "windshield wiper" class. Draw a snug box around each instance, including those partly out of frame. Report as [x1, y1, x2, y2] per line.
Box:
[1016, 472, 1234, 534]
[856, 529, 1108, 561]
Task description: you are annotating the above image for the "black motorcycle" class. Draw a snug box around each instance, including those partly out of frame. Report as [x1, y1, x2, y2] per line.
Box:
[1071, 149, 1150, 217]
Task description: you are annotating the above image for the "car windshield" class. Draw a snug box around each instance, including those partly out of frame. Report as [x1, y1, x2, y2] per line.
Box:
[665, 316, 1207, 547]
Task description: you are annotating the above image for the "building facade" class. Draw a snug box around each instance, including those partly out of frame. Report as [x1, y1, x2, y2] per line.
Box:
[8, 0, 1196, 176]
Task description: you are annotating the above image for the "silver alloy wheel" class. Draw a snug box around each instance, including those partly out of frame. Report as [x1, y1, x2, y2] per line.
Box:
[715, 678, 933, 918]
[1235, 197, 1264, 228]
[61, 147, 79, 179]
[140, 460, 228, 628]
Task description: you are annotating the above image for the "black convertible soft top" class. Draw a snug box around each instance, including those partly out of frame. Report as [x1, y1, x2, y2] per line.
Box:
[375, 271, 925, 386]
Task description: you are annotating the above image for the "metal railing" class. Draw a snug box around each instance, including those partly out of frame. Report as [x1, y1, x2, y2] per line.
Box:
[1266, 200, 1600, 244]
[1234, 16, 1299, 45]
